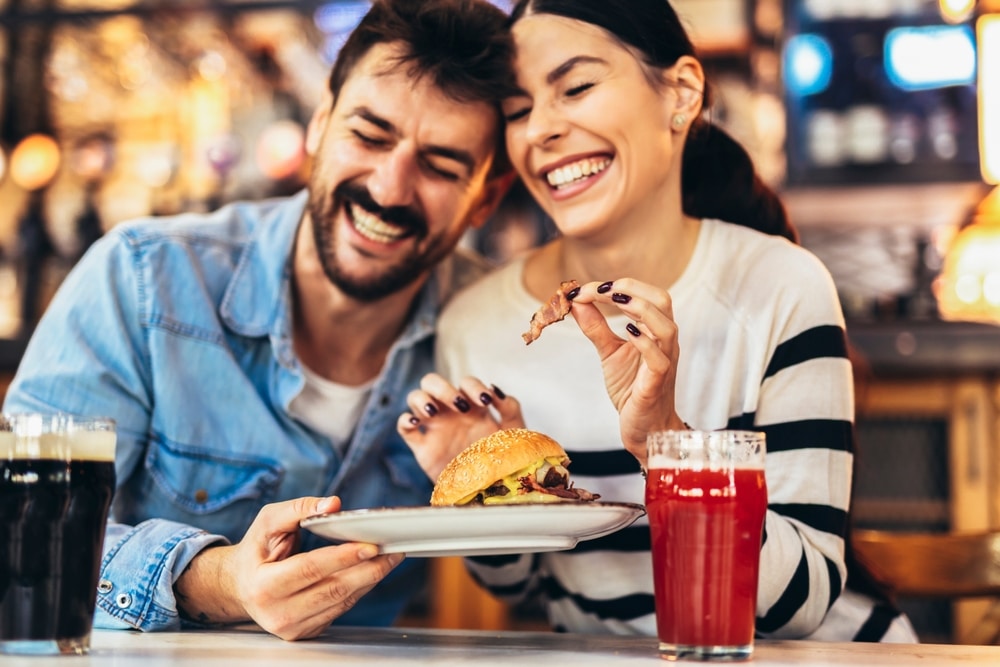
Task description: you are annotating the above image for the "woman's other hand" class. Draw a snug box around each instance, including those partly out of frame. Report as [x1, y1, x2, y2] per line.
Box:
[396, 373, 524, 481]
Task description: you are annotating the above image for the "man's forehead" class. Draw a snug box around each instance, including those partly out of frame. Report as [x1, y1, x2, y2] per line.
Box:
[338, 43, 500, 156]
[356, 41, 411, 79]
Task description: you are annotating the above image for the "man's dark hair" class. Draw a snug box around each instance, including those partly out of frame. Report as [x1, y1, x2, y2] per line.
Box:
[328, 0, 518, 175]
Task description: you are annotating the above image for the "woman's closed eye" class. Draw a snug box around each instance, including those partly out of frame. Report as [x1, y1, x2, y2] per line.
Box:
[502, 96, 532, 123]
[565, 81, 595, 97]
[504, 106, 531, 123]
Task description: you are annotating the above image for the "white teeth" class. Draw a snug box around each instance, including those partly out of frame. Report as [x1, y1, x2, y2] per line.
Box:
[350, 204, 407, 243]
[545, 158, 611, 189]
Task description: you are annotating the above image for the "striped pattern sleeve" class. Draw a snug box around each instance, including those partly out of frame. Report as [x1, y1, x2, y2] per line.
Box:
[750, 317, 854, 638]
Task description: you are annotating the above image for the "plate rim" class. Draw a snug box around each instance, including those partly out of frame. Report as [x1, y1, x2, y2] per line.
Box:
[300, 500, 645, 557]
[300, 499, 646, 527]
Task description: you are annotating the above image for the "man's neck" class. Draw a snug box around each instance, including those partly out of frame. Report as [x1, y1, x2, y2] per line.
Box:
[291, 223, 428, 386]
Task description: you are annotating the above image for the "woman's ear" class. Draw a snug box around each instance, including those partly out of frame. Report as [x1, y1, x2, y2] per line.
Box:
[670, 55, 706, 117]
[305, 89, 335, 157]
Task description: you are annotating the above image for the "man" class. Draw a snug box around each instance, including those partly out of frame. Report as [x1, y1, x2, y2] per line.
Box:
[2, 0, 516, 641]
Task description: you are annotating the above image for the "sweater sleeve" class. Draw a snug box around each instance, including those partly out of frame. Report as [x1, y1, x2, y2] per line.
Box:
[746, 247, 854, 638]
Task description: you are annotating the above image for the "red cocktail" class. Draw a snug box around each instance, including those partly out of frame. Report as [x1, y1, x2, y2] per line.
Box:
[645, 430, 767, 661]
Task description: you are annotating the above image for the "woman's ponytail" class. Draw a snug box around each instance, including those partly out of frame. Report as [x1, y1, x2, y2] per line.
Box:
[681, 122, 798, 243]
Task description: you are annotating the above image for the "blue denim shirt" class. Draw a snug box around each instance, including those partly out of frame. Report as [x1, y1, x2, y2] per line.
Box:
[3, 191, 488, 631]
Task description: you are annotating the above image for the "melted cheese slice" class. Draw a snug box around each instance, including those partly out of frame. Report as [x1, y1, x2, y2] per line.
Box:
[456, 456, 568, 505]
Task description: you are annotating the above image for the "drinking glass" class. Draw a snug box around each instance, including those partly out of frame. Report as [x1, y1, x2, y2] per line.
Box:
[645, 430, 767, 661]
[0, 414, 116, 655]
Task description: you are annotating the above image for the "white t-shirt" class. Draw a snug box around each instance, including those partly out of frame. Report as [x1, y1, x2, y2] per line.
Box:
[289, 364, 374, 457]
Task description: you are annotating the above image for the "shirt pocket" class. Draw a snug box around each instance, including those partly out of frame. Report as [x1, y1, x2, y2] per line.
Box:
[144, 439, 284, 516]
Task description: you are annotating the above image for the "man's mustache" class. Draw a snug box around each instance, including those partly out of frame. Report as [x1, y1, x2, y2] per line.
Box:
[334, 182, 427, 237]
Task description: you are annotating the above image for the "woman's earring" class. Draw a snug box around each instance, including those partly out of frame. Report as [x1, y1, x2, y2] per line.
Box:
[672, 114, 688, 129]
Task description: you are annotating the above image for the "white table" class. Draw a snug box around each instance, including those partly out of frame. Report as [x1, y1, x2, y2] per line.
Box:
[4, 626, 1000, 666]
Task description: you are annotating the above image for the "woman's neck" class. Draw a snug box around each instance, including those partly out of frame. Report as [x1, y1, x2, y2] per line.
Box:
[524, 212, 702, 303]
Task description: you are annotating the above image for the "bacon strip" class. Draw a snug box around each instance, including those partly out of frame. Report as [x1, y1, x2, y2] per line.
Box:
[521, 279, 580, 345]
[522, 473, 600, 501]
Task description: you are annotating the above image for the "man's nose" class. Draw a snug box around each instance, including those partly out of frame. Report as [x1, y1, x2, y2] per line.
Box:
[368, 147, 418, 208]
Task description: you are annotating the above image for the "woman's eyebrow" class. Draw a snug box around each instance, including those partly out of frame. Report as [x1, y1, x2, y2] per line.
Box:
[506, 56, 609, 98]
[546, 55, 607, 85]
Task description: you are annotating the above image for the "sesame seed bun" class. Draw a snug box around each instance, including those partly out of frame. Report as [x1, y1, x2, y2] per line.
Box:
[430, 428, 569, 506]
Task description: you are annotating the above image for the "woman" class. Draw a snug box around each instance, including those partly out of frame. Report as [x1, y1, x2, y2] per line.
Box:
[398, 0, 917, 642]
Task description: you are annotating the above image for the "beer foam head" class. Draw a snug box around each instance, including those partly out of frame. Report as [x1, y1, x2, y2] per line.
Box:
[70, 430, 116, 461]
[0, 414, 116, 461]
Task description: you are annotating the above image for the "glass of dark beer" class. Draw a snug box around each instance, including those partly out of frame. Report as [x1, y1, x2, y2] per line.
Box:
[0, 413, 116, 655]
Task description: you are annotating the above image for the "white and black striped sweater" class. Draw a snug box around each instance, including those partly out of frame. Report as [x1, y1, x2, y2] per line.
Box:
[435, 219, 917, 642]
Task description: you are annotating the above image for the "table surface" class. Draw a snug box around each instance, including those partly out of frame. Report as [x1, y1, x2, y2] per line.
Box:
[5, 626, 1000, 666]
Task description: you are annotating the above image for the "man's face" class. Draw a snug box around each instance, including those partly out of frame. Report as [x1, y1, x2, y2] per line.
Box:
[305, 42, 501, 302]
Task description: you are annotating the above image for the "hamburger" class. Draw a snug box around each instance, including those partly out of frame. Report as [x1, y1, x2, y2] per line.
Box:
[431, 428, 600, 506]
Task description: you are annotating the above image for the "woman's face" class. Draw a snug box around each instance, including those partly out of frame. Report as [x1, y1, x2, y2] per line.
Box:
[503, 13, 682, 239]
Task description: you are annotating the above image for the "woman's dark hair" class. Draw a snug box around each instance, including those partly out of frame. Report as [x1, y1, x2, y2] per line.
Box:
[328, 0, 519, 176]
[509, 0, 797, 242]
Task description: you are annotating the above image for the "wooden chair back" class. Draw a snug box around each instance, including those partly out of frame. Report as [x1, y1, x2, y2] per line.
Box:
[852, 529, 1000, 644]
[852, 529, 1000, 598]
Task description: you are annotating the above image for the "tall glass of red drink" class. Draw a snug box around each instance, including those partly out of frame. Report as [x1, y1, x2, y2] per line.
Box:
[645, 430, 767, 661]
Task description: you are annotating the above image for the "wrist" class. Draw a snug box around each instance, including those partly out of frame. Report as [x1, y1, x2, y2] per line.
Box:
[638, 417, 692, 478]
[175, 545, 245, 625]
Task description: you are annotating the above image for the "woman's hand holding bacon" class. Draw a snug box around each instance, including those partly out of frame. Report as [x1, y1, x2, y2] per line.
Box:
[566, 278, 688, 469]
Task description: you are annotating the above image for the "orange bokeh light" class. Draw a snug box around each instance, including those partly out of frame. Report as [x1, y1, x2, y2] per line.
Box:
[10, 134, 62, 191]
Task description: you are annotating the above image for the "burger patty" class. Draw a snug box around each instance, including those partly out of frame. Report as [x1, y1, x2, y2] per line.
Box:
[470, 465, 599, 504]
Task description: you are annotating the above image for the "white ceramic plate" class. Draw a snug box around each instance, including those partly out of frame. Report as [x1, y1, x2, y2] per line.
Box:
[300, 502, 646, 557]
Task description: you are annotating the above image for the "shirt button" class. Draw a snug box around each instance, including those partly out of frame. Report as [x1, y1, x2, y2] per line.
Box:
[194, 489, 209, 504]
[380, 394, 390, 407]
[116, 592, 133, 608]
[97, 580, 113, 594]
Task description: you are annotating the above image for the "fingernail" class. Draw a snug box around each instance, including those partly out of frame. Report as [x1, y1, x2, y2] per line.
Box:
[317, 497, 336, 514]
[597, 281, 613, 294]
[454, 396, 471, 413]
[424, 403, 438, 417]
[409, 416, 420, 426]
[626, 322, 641, 337]
[612, 292, 631, 304]
[491, 384, 506, 400]
[565, 286, 580, 300]
[389, 553, 405, 567]
[479, 392, 493, 406]
[359, 545, 378, 560]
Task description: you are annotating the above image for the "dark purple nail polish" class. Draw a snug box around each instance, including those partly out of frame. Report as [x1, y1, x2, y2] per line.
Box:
[409, 416, 420, 426]
[612, 292, 631, 304]
[597, 281, 614, 294]
[454, 396, 471, 413]
[491, 384, 506, 399]
[479, 392, 493, 406]
[565, 286, 580, 300]
[626, 322, 641, 337]
[424, 403, 438, 417]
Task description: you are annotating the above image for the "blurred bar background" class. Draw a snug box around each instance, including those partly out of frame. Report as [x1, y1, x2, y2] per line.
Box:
[1, 0, 1000, 643]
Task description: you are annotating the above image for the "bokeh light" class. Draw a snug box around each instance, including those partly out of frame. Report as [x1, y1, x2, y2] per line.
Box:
[256, 120, 306, 181]
[10, 134, 62, 191]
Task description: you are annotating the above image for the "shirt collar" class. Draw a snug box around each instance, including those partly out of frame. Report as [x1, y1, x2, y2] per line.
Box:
[220, 190, 306, 339]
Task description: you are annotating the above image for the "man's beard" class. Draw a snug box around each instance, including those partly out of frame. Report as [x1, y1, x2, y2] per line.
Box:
[307, 180, 454, 302]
